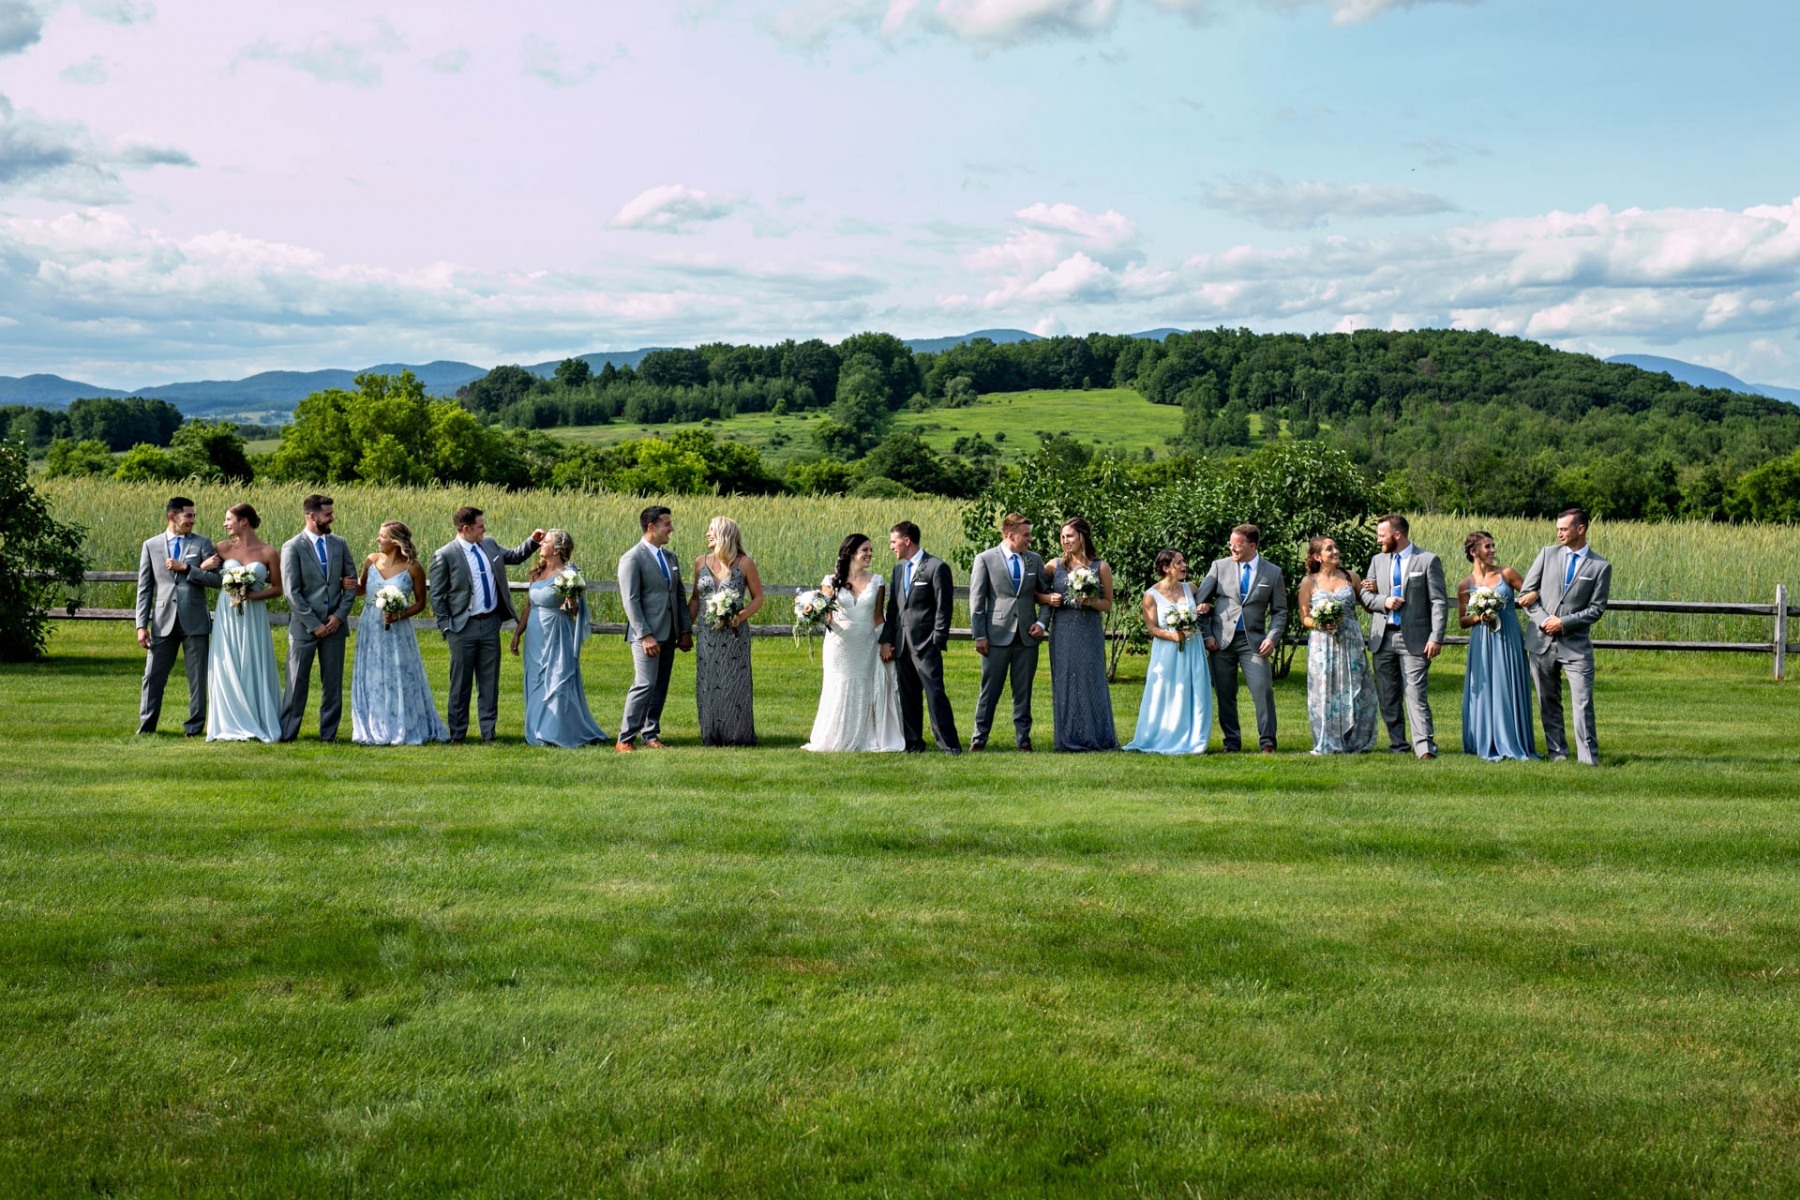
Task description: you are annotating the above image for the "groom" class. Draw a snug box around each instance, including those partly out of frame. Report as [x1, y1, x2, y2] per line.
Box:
[880, 520, 962, 753]
[968, 512, 1048, 752]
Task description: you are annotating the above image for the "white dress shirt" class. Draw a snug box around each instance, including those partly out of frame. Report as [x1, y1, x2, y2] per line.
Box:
[462, 537, 495, 616]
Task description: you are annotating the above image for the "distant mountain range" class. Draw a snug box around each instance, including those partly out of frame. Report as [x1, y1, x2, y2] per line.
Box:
[6, 335, 1794, 418]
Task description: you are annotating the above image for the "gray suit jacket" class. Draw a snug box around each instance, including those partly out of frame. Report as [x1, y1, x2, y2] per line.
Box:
[968, 545, 1049, 646]
[281, 532, 356, 638]
[1359, 546, 1449, 653]
[1193, 556, 1287, 649]
[136, 532, 221, 637]
[1520, 545, 1612, 660]
[428, 535, 537, 635]
[619, 539, 691, 643]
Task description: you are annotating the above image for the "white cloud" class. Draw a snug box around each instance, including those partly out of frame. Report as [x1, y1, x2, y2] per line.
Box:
[233, 20, 405, 87]
[520, 34, 602, 87]
[608, 184, 747, 234]
[59, 55, 111, 85]
[1205, 175, 1458, 229]
[0, 94, 194, 203]
[0, 0, 43, 55]
[79, 0, 155, 24]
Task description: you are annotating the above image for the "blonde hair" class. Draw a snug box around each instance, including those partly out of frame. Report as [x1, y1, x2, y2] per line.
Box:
[544, 529, 574, 561]
[707, 516, 745, 565]
[380, 520, 417, 563]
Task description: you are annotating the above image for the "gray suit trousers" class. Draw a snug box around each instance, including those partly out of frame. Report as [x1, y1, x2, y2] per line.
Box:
[138, 614, 208, 735]
[444, 611, 503, 741]
[282, 624, 347, 742]
[973, 639, 1039, 745]
[619, 637, 676, 744]
[1532, 649, 1597, 764]
[1210, 637, 1276, 750]
[1370, 637, 1436, 756]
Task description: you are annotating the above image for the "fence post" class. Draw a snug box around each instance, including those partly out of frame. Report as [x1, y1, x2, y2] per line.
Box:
[1776, 584, 1789, 682]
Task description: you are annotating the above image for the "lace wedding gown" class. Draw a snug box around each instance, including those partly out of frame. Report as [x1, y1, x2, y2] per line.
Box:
[803, 573, 905, 753]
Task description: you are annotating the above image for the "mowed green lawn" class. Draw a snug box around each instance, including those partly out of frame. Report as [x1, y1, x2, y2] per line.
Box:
[4, 624, 1799, 1197]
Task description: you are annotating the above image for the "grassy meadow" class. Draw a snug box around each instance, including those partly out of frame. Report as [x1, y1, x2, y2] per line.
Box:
[3, 623, 1798, 1196]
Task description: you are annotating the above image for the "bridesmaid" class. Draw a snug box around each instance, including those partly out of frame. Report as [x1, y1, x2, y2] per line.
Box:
[349, 521, 449, 745]
[1124, 549, 1213, 754]
[1040, 516, 1119, 752]
[688, 516, 764, 746]
[1458, 530, 1539, 761]
[511, 529, 608, 748]
[200, 503, 283, 742]
[1298, 535, 1378, 754]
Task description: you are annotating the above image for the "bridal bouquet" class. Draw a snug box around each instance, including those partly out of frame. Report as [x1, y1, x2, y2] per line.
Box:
[551, 567, 586, 614]
[1310, 594, 1346, 633]
[1064, 566, 1101, 607]
[704, 587, 745, 633]
[792, 587, 839, 655]
[1467, 586, 1504, 625]
[220, 564, 259, 607]
[373, 584, 409, 623]
[1164, 601, 1201, 651]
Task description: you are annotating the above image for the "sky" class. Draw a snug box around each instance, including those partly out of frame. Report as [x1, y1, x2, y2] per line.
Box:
[1, 0, 1798, 389]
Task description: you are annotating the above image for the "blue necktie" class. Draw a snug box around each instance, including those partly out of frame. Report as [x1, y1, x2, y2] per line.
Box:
[904, 560, 913, 598]
[1237, 562, 1250, 632]
[1563, 552, 1578, 589]
[1390, 554, 1402, 626]
[472, 545, 493, 609]
[1009, 554, 1021, 593]
[657, 547, 671, 587]
[316, 536, 329, 576]
[170, 535, 183, 561]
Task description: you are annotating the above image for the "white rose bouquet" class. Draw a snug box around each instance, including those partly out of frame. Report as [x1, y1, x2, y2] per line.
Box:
[1310, 594, 1346, 633]
[550, 567, 586, 615]
[373, 584, 409, 624]
[1466, 586, 1504, 626]
[792, 587, 839, 656]
[220, 564, 260, 608]
[705, 587, 745, 633]
[1163, 601, 1201, 651]
[1064, 566, 1101, 608]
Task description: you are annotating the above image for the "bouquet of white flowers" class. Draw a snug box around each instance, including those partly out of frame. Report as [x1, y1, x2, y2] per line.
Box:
[792, 587, 839, 656]
[1466, 586, 1504, 625]
[1064, 566, 1101, 607]
[373, 584, 408, 623]
[220, 564, 260, 607]
[552, 567, 586, 601]
[1163, 601, 1201, 652]
[705, 586, 745, 633]
[1310, 594, 1346, 633]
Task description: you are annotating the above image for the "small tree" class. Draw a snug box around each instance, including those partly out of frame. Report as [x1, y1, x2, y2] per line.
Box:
[0, 440, 88, 661]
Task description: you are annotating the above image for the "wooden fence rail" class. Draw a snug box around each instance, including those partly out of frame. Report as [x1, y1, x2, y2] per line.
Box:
[45, 574, 1799, 679]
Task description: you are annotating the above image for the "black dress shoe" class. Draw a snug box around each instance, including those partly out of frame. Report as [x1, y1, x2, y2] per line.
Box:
[969, 740, 986, 752]
[447, 737, 465, 745]
[905, 745, 926, 754]
[1016, 739, 1033, 753]
[941, 746, 963, 755]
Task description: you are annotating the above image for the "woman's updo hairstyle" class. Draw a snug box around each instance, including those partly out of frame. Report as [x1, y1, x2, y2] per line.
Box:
[1463, 530, 1493, 562]
[227, 502, 260, 530]
[544, 529, 575, 561]
[1153, 548, 1182, 577]
[379, 520, 417, 563]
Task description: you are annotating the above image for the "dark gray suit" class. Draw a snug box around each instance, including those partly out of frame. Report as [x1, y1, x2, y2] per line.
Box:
[881, 551, 961, 752]
[1359, 545, 1449, 756]
[135, 530, 220, 734]
[1521, 544, 1612, 764]
[968, 544, 1049, 748]
[1194, 555, 1287, 751]
[617, 538, 691, 745]
[429, 534, 537, 741]
[280, 531, 356, 741]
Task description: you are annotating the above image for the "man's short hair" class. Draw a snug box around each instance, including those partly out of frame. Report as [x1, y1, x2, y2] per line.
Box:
[453, 506, 483, 530]
[1000, 512, 1030, 535]
[890, 520, 921, 545]
[640, 505, 672, 531]
[1230, 523, 1259, 545]
[302, 493, 333, 516]
[1376, 512, 1410, 536]
[1559, 506, 1590, 529]
[166, 496, 194, 515]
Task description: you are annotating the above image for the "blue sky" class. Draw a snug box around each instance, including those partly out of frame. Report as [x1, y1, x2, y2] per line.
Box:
[2, 0, 1797, 388]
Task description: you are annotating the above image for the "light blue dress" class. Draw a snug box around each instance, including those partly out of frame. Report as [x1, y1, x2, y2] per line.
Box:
[350, 563, 449, 745]
[522, 577, 608, 748]
[207, 559, 282, 743]
[1305, 582, 1379, 755]
[1462, 578, 1539, 761]
[1124, 583, 1213, 755]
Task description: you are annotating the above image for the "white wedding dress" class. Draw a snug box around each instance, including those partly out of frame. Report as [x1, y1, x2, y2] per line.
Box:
[803, 573, 906, 753]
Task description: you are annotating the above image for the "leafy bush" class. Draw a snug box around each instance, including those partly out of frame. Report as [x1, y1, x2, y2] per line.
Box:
[0, 440, 87, 661]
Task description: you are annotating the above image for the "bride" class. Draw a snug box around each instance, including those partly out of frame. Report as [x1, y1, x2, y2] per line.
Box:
[803, 533, 905, 752]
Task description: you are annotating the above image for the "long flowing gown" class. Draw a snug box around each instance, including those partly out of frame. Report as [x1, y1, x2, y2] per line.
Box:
[1305, 582, 1379, 755]
[1048, 560, 1119, 752]
[803, 574, 905, 753]
[1124, 583, 1213, 754]
[207, 558, 282, 743]
[521, 577, 608, 748]
[694, 560, 756, 746]
[350, 563, 449, 745]
[1462, 578, 1540, 761]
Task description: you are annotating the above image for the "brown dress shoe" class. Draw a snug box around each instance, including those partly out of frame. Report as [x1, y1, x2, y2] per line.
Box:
[642, 738, 666, 749]
[614, 741, 634, 753]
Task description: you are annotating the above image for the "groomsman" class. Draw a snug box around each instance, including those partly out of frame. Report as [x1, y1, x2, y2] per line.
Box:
[1520, 507, 1612, 765]
[616, 505, 691, 751]
[1194, 523, 1287, 753]
[134, 495, 222, 735]
[280, 493, 359, 742]
[428, 506, 542, 744]
[968, 512, 1049, 752]
[1358, 513, 1449, 758]
[881, 520, 962, 753]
